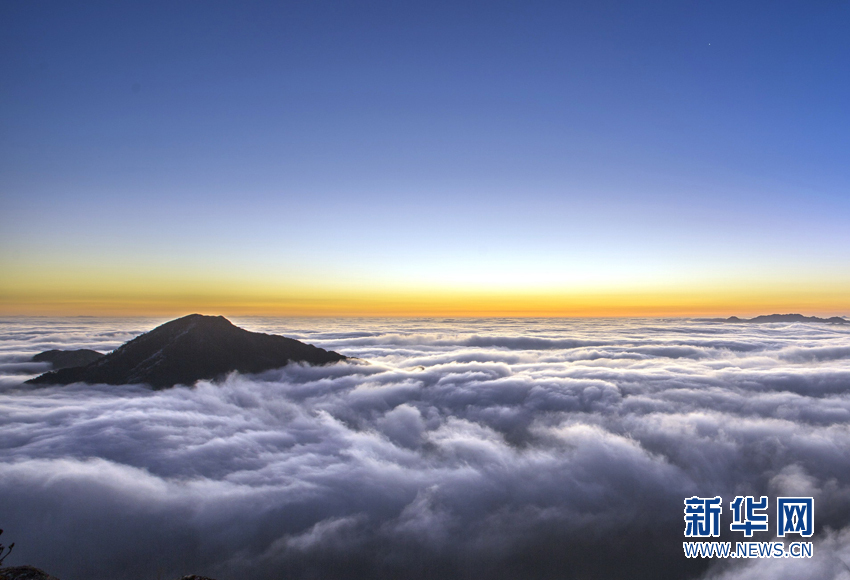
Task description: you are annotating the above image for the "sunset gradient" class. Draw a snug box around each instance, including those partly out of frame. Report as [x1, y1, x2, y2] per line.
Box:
[2, 1, 849, 317]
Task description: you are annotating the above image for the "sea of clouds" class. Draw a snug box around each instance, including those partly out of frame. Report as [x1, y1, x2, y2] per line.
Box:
[1, 317, 850, 580]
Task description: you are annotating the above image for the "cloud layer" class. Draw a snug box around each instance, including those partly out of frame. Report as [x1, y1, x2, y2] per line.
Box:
[1, 317, 850, 579]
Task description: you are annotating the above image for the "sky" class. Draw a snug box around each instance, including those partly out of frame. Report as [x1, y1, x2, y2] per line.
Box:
[1, 0, 849, 316]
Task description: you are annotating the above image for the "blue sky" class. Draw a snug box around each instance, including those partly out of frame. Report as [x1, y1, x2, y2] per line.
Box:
[1, 1, 849, 314]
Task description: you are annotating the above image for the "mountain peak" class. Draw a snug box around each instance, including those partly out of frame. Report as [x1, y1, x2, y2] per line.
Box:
[28, 315, 347, 389]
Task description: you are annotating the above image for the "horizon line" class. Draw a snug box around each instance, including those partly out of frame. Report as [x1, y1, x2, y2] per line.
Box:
[1, 311, 848, 320]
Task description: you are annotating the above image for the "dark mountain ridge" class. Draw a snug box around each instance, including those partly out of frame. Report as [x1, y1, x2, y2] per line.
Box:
[27, 314, 346, 389]
[717, 313, 848, 324]
[31, 349, 104, 370]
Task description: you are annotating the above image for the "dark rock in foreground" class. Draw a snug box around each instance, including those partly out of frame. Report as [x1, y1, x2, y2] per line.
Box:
[0, 567, 60, 580]
[0, 568, 213, 580]
[722, 313, 848, 324]
[31, 349, 104, 370]
[27, 314, 347, 389]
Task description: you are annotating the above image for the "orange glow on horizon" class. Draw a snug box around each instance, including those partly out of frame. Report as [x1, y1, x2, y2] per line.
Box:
[3, 258, 848, 318]
[2, 285, 848, 318]
[4, 246, 849, 318]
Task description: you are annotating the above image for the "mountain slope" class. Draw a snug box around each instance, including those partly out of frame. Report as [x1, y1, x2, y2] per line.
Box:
[28, 314, 346, 389]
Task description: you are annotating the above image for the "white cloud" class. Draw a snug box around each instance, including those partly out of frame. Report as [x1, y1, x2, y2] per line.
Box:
[1, 317, 849, 579]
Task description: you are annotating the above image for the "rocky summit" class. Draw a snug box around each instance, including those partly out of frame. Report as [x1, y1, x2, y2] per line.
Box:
[27, 314, 347, 389]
